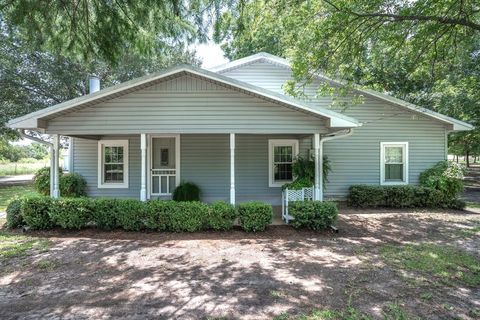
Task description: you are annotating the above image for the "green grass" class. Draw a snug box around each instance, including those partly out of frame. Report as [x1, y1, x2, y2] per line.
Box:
[0, 231, 50, 258]
[466, 202, 480, 209]
[0, 184, 37, 211]
[381, 244, 480, 287]
[0, 162, 47, 176]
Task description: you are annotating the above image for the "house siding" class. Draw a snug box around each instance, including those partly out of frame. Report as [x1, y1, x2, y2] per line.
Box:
[47, 74, 328, 135]
[73, 133, 311, 204]
[223, 61, 449, 198]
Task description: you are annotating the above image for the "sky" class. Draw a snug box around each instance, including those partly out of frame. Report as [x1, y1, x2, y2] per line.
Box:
[195, 41, 229, 68]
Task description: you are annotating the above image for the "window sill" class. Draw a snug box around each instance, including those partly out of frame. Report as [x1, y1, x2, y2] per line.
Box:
[380, 181, 408, 186]
[98, 183, 129, 189]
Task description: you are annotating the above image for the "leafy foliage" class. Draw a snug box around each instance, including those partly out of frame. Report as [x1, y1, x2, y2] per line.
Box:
[33, 167, 86, 197]
[172, 181, 201, 202]
[282, 155, 331, 190]
[419, 161, 465, 200]
[289, 201, 338, 231]
[20, 196, 54, 230]
[6, 199, 24, 229]
[237, 202, 273, 232]
[207, 201, 237, 231]
[49, 198, 92, 229]
[215, 0, 480, 156]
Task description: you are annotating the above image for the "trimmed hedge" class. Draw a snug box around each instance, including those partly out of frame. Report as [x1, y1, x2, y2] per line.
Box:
[6, 199, 24, 229]
[17, 197, 245, 232]
[207, 201, 237, 231]
[290, 201, 338, 230]
[348, 185, 465, 209]
[33, 167, 87, 197]
[237, 202, 273, 232]
[20, 196, 54, 230]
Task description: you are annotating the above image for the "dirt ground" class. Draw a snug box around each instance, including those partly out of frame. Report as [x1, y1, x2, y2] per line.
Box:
[1, 209, 479, 320]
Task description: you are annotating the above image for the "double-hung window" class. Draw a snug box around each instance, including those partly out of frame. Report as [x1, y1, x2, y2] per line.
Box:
[380, 142, 408, 185]
[98, 140, 129, 188]
[268, 139, 299, 187]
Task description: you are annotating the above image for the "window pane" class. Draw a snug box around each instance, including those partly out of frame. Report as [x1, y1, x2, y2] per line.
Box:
[168, 176, 176, 194]
[152, 176, 159, 194]
[274, 163, 293, 181]
[161, 148, 169, 166]
[104, 164, 124, 183]
[161, 176, 167, 194]
[385, 164, 403, 181]
[274, 146, 293, 163]
[385, 147, 403, 163]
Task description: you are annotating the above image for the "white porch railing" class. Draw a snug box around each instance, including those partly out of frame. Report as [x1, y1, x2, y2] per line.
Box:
[281, 186, 314, 224]
[151, 169, 176, 196]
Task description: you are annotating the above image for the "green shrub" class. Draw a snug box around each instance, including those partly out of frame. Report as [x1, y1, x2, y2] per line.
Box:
[33, 167, 63, 196]
[49, 198, 92, 229]
[237, 202, 273, 232]
[115, 199, 148, 231]
[21, 196, 55, 229]
[172, 181, 201, 201]
[91, 198, 120, 230]
[6, 199, 24, 229]
[384, 185, 416, 208]
[60, 173, 87, 197]
[419, 161, 465, 200]
[145, 200, 174, 231]
[348, 185, 385, 208]
[167, 201, 209, 232]
[33, 167, 87, 197]
[207, 201, 237, 231]
[290, 201, 338, 230]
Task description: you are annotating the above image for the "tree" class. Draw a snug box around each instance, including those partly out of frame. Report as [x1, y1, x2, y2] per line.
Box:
[0, 0, 223, 64]
[0, 23, 199, 139]
[215, 0, 480, 161]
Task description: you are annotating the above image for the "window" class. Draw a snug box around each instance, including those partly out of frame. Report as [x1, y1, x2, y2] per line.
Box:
[380, 142, 408, 185]
[98, 140, 129, 188]
[268, 139, 299, 187]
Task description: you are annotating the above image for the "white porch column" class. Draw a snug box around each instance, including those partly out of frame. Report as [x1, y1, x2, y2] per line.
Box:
[314, 133, 322, 201]
[140, 134, 147, 201]
[52, 134, 60, 199]
[49, 145, 54, 197]
[230, 133, 235, 205]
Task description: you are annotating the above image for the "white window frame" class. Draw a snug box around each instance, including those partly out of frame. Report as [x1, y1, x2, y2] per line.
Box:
[268, 139, 299, 187]
[380, 142, 409, 185]
[98, 140, 129, 188]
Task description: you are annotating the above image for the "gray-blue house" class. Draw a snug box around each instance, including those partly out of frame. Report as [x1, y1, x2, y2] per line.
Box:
[8, 53, 473, 205]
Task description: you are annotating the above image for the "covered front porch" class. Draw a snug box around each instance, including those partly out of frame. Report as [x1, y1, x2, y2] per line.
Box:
[62, 132, 348, 206]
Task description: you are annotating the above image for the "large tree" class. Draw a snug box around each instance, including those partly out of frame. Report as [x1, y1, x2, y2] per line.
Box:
[215, 0, 480, 162]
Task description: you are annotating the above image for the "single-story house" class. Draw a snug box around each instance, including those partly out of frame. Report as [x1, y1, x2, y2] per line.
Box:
[8, 52, 473, 205]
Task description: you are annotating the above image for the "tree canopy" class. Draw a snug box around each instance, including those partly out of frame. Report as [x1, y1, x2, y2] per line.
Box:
[215, 0, 480, 160]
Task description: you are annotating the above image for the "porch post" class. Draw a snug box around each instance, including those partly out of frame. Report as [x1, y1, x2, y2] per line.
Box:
[49, 145, 54, 197]
[52, 134, 60, 199]
[314, 133, 322, 201]
[140, 133, 147, 201]
[230, 133, 235, 205]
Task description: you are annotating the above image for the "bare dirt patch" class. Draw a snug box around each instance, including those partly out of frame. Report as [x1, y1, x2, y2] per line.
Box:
[1, 210, 479, 319]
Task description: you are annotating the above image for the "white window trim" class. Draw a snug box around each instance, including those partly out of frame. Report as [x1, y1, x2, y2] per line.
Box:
[98, 140, 129, 188]
[268, 139, 299, 187]
[380, 142, 409, 185]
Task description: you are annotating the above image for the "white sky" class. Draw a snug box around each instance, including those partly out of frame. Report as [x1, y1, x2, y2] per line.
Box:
[195, 41, 229, 68]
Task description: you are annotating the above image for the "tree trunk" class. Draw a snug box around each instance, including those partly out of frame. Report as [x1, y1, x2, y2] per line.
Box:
[466, 151, 470, 167]
[456, 155, 459, 163]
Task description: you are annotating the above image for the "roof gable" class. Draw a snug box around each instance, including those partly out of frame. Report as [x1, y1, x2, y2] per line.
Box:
[211, 53, 473, 132]
[8, 65, 359, 130]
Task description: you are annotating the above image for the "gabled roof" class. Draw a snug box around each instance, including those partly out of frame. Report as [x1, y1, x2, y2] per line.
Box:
[211, 52, 473, 132]
[8, 64, 360, 130]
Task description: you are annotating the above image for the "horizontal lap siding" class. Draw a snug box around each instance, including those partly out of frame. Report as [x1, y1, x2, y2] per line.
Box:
[72, 135, 141, 198]
[180, 134, 230, 202]
[225, 61, 448, 198]
[47, 75, 327, 135]
[324, 102, 447, 198]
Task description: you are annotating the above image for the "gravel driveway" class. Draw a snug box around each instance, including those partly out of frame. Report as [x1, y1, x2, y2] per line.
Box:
[1, 210, 479, 319]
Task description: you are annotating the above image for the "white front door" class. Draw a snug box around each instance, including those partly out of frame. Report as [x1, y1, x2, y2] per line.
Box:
[149, 135, 180, 196]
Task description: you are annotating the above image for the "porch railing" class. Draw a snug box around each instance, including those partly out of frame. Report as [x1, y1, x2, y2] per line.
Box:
[151, 169, 176, 196]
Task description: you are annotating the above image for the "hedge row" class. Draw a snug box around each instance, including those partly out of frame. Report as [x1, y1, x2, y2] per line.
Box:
[289, 201, 338, 230]
[348, 185, 465, 209]
[11, 197, 275, 233]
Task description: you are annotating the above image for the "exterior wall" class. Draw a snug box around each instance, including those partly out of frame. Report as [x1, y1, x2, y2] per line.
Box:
[223, 61, 449, 198]
[73, 133, 311, 204]
[47, 74, 328, 135]
[72, 135, 141, 198]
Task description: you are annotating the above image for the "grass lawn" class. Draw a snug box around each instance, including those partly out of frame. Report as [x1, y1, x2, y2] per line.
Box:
[0, 162, 47, 176]
[0, 184, 37, 211]
[0, 211, 478, 319]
